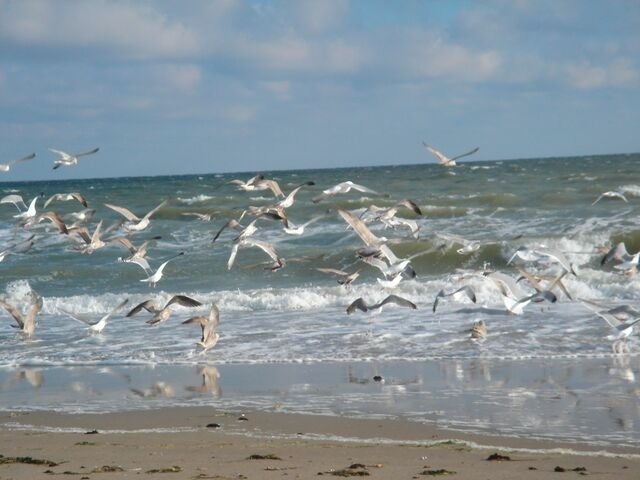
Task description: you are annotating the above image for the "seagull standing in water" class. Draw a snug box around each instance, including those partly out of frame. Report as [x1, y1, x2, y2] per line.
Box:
[49, 147, 99, 170]
[422, 142, 479, 167]
[182, 304, 221, 352]
[0, 153, 36, 172]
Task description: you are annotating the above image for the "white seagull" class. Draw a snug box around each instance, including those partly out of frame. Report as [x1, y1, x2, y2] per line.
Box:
[592, 191, 628, 206]
[50, 147, 99, 170]
[105, 198, 169, 233]
[346, 294, 417, 314]
[60, 298, 129, 334]
[139, 252, 185, 287]
[312, 181, 379, 203]
[0, 153, 36, 172]
[422, 142, 479, 167]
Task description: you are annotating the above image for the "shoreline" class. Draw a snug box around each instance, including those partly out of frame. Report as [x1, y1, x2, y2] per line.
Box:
[1, 407, 638, 479]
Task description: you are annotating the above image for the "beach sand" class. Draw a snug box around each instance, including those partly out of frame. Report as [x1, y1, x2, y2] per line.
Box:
[0, 407, 638, 479]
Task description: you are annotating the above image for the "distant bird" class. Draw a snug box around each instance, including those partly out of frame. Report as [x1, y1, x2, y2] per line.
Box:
[422, 142, 479, 167]
[316, 267, 360, 286]
[105, 198, 169, 232]
[44, 192, 88, 209]
[283, 215, 325, 235]
[212, 218, 258, 243]
[0, 153, 36, 172]
[139, 252, 185, 287]
[231, 174, 284, 197]
[182, 304, 221, 352]
[0, 286, 43, 337]
[312, 181, 379, 203]
[181, 212, 213, 222]
[127, 294, 202, 325]
[484, 271, 556, 315]
[346, 294, 417, 314]
[432, 286, 477, 313]
[69, 220, 105, 254]
[110, 235, 160, 272]
[60, 298, 129, 334]
[50, 147, 99, 170]
[592, 191, 628, 206]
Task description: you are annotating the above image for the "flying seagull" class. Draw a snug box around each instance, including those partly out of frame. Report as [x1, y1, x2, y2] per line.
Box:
[127, 294, 202, 325]
[422, 142, 479, 167]
[139, 252, 185, 287]
[346, 294, 417, 314]
[312, 181, 379, 203]
[50, 147, 99, 170]
[432, 286, 477, 313]
[182, 304, 221, 352]
[592, 191, 628, 206]
[60, 298, 129, 334]
[0, 286, 43, 337]
[0, 153, 36, 172]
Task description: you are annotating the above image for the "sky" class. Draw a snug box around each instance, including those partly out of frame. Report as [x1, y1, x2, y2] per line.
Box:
[0, 0, 639, 181]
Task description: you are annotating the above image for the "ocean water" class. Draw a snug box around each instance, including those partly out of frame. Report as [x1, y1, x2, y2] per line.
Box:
[1, 153, 639, 446]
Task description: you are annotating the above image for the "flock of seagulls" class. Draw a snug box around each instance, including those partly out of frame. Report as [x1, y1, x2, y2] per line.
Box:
[0, 142, 638, 357]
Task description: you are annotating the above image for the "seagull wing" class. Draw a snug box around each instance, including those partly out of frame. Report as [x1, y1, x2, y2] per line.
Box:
[346, 297, 368, 314]
[165, 295, 202, 309]
[0, 299, 25, 328]
[422, 143, 450, 165]
[104, 203, 141, 222]
[73, 147, 100, 158]
[126, 300, 157, 317]
[375, 294, 417, 310]
[450, 147, 479, 162]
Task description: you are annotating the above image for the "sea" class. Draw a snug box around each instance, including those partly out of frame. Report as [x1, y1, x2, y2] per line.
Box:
[1, 153, 640, 448]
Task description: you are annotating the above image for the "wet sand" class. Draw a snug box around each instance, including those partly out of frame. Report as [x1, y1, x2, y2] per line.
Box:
[1, 407, 638, 479]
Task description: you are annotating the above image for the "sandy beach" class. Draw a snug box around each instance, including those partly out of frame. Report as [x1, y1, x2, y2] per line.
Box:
[1, 407, 638, 479]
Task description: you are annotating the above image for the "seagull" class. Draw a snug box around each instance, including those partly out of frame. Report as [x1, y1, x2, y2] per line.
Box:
[432, 286, 477, 313]
[110, 235, 160, 271]
[13, 196, 39, 221]
[508, 245, 578, 276]
[580, 299, 640, 343]
[229, 173, 264, 191]
[181, 212, 213, 222]
[283, 215, 325, 235]
[346, 294, 417, 314]
[60, 298, 129, 334]
[600, 242, 639, 274]
[182, 304, 221, 352]
[127, 294, 201, 325]
[0, 234, 36, 262]
[0, 286, 43, 337]
[212, 218, 259, 243]
[227, 238, 281, 270]
[36, 211, 69, 234]
[470, 320, 487, 340]
[230, 174, 284, 197]
[592, 191, 628, 206]
[139, 252, 185, 287]
[0, 194, 28, 212]
[484, 271, 556, 315]
[277, 181, 315, 209]
[312, 181, 379, 203]
[49, 147, 99, 170]
[105, 198, 169, 232]
[69, 220, 106, 254]
[316, 267, 361, 286]
[0, 153, 36, 172]
[422, 142, 479, 167]
[44, 192, 88, 209]
[64, 208, 96, 226]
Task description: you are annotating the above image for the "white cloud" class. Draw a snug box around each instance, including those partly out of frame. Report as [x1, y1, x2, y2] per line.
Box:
[565, 58, 639, 89]
[156, 64, 202, 91]
[290, 0, 350, 34]
[0, 0, 200, 59]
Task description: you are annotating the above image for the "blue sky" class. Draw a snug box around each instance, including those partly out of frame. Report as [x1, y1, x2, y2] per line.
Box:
[0, 0, 638, 181]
